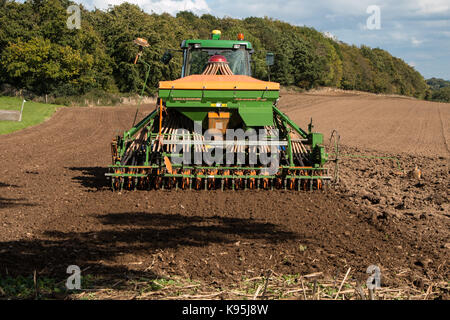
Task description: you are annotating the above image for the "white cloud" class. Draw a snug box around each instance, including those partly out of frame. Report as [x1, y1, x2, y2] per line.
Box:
[87, 0, 210, 15]
[390, 32, 408, 41]
[421, 19, 450, 28]
[411, 37, 423, 46]
[322, 31, 337, 40]
[415, 0, 450, 15]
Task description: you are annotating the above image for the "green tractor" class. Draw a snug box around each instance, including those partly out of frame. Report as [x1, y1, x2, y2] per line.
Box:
[108, 30, 329, 191]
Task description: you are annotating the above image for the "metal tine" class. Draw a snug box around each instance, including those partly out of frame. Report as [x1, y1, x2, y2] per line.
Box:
[167, 118, 173, 153]
[201, 133, 205, 153]
[167, 117, 175, 153]
[291, 131, 304, 162]
[298, 141, 306, 162]
[193, 129, 199, 153]
[196, 130, 201, 153]
[182, 117, 190, 153]
[158, 118, 166, 152]
[179, 118, 185, 153]
[300, 141, 308, 156]
[178, 119, 185, 153]
[167, 120, 173, 153]
[170, 117, 179, 153]
[157, 116, 169, 152]
[293, 141, 301, 162]
[197, 130, 202, 153]
[164, 117, 175, 153]
[193, 131, 198, 153]
[153, 118, 167, 152]
[172, 120, 178, 153]
[123, 126, 146, 164]
[190, 122, 197, 153]
[297, 142, 304, 163]
[263, 127, 269, 154]
[197, 130, 203, 153]
[152, 116, 162, 152]
[267, 126, 273, 154]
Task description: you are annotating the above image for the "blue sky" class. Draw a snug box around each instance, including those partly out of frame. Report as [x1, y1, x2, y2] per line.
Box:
[67, 1, 450, 79]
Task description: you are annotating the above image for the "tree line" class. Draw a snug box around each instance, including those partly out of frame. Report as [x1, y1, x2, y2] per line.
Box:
[0, 0, 447, 103]
[426, 78, 450, 102]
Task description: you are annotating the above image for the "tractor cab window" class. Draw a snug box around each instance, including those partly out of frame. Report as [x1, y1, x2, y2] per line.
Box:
[184, 47, 251, 76]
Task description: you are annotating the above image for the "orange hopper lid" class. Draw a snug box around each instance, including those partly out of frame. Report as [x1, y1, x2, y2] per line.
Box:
[159, 75, 280, 91]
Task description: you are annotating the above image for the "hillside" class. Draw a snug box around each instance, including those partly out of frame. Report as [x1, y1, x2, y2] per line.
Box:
[0, 0, 430, 101]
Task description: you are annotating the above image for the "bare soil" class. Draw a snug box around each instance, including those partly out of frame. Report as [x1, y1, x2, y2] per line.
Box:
[0, 91, 448, 299]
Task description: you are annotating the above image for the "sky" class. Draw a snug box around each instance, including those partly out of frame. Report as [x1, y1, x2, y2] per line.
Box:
[69, 1, 450, 79]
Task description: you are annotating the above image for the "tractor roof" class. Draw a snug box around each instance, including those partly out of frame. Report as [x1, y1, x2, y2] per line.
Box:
[181, 39, 253, 50]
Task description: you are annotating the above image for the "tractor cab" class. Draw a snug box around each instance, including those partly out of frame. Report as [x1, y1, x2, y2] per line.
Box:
[180, 30, 253, 77]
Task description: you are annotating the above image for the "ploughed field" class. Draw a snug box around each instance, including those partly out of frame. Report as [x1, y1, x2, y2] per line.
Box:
[0, 90, 448, 299]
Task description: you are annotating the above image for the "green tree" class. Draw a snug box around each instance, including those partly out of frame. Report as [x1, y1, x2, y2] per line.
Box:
[291, 40, 321, 88]
[1, 37, 94, 95]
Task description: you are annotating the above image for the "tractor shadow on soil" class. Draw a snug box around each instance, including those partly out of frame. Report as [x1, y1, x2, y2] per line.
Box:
[95, 212, 299, 246]
[67, 166, 109, 191]
[0, 181, 35, 209]
[0, 212, 298, 294]
[0, 196, 35, 209]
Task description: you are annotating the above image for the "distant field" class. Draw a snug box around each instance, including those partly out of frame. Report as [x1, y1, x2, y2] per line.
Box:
[279, 91, 450, 157]
[0, 96, 61, 135]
